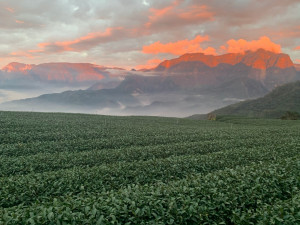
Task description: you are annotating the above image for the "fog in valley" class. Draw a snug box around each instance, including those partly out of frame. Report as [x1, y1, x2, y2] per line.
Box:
[0, 87, 242, 118]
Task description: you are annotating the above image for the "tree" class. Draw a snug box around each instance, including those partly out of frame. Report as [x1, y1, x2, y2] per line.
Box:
[207, 113, 217, 121]
[280, 111, 300, 120]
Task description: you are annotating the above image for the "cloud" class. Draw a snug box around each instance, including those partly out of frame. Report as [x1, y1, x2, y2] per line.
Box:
[145, 1, 214, 31]
[10, 51, 34, 58]
[198, 0, 300, 52]
[137, 36, 283, 68]
[178, 5, 213, 21]
[0, 0, 299, 69]
[35, 27, 126, 53]
[143, 35, 216, 55]
[274, 26, 300, 39]
[295, 46, 300, 50]
[206, 0, 300, 26]
[221, 36, 281, 54]
[27, 1, 215, 56]
[15, 20, 24, 24]
[135, 58, 163, 70]
[5, 7, 15, 13]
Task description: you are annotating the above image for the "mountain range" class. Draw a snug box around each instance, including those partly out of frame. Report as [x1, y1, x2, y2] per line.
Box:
[1, 49, 299, 117]
[140, 48, 298, 92]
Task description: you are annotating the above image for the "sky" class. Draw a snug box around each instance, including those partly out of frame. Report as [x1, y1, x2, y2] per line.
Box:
[0, 0, 300, 70]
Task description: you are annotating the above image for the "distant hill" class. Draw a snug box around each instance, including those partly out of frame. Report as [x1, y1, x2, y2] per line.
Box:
[210, 81, 300, 118]
[1, 89, 139, 113]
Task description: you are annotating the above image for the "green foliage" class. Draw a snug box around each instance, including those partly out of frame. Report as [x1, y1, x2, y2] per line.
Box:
[281, 111, 300, 120]
[0, 111, 300, 224]
[212, 81, 300, 118]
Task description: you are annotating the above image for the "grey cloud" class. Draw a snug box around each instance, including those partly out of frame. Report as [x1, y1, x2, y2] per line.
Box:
[0, 0, 300, 68]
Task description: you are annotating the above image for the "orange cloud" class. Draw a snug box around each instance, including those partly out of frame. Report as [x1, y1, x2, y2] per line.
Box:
[5, 7, 15, 13]
[145, 1, 214, 29]
[178, 5, 214, 21]
[222, 36, 281, 54]
[28, 49, 43, 53]
[15, 20, 24, 24]
[147, 58, 163, 65]
[148, 0, 180, 20]
[36, 27, 124, 53]
[135, 58, 163, 70]
[273, 26, 300, 39]
[142, 35, 216, 55]
[10, 51, 34, 58]
[295, 46, 300, 50]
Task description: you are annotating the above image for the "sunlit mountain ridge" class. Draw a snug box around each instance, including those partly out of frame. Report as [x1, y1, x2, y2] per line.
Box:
[1, 49, 299, 117]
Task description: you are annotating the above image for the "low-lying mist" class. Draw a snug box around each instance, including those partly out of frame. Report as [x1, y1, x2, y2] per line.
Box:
[0, 91, 242, 118]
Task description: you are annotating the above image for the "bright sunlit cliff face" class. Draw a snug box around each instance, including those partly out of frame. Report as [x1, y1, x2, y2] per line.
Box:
[0, 0, 300, 70]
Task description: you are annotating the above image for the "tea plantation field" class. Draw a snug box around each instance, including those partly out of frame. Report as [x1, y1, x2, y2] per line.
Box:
[0, 111, 299, 224]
